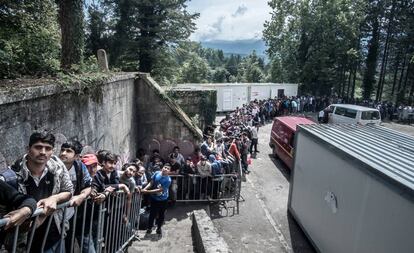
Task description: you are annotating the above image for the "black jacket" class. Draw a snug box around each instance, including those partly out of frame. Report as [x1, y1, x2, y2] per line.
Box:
[0, 180, 37, 216]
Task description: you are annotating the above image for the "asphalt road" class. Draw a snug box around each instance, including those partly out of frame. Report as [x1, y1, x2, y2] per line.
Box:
[211, 120, 316, 253]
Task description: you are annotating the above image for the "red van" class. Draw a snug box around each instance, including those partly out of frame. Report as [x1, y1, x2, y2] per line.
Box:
[269, 116, 315, 170]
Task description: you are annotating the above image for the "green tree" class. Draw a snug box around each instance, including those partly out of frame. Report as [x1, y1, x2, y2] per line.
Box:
[107, 0, 198, 74]
[86, 2, 108, 57]
[264, 0, 366, 96]
[57, 0, 85, 71]
[241, 51, 265, 82]
[0, 0, 60, 78]
[212, 67, 229, 82]
[362, 1, 382, 100]
[178, 52, 211, 83]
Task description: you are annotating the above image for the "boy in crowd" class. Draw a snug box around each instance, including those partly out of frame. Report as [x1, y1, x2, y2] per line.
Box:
[120, 163, 138, 223]
[81, 154, 99, 177]
[169, 146, 185, 166]
[59, 140, 93, 253]
[92, 151, 130, 197]
[141, 164, 172, 236]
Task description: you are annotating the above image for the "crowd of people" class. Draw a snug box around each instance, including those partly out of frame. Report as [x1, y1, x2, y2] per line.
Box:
[0, 131, 175, 252]
[251, 94, 414, 123]
[1, 94, 412, 252]
[0, 125, 250, 252]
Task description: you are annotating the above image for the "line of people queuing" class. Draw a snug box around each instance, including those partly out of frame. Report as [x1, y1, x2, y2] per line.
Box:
[235, 95, 413, 124]
[0, 131, 175, 252]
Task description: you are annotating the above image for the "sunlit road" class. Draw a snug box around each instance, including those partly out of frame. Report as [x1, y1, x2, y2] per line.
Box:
[211, 120, 315, 253]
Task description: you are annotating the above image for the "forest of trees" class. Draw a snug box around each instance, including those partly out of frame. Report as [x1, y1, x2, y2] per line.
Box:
[1, 0, 413, 104]
[264, 0, 414, 104]
[0, 0, 268, 85]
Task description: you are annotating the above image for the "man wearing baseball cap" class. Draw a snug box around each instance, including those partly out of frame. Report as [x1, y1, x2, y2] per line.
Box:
[81, 154, 99, 177]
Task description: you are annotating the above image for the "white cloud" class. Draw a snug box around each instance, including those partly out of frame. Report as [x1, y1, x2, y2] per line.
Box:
[232, 5, 248, 17]
[187, 0, 271, 41]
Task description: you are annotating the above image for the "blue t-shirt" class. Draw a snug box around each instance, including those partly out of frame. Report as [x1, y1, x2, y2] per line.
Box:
[150, 171, 171, 201]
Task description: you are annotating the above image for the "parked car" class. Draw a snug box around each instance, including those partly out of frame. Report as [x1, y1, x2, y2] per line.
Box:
[319, 104, 381, 125]
[269, 116, 315, 169]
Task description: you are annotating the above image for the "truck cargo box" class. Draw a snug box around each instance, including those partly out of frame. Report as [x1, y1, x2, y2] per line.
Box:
[289, 124, 414, 253]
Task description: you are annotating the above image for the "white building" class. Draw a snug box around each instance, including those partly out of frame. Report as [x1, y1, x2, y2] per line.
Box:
[175, 83, 299, 112]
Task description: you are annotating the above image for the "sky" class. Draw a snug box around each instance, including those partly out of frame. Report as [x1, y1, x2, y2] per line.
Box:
[186, 0, 272, 42]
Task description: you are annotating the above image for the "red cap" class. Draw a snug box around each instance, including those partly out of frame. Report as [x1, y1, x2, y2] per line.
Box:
[81, 154, 98, 166]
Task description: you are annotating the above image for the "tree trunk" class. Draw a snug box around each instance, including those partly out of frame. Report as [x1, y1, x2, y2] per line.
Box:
[363, 15, 380, 100]
[397, 61, 411, 104]
[346, 68, 352, 99]
[378, 47, 390, 100]
[396, 54, 407, 103]
[390, 52, 400, 97]
[58, 0, 85, 71]
[409, 80, 414, 104]
[137, 5, 156, 73]
[376, 0, 395, 102]
[351, 65, 357, 99]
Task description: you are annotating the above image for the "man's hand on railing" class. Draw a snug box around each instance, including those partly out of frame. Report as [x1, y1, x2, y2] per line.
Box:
[37, 197, 58, 216]
[70, 195, 86, 207]
[93, 193, 106, 204]
[3, 207, 32, 230]
[105, 186, 116, 194]
[119, 184, 130, 195]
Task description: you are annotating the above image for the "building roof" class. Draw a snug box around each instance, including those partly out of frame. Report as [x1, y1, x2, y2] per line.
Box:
[276, 116, 316, 131]
[298, 124, 414, 194]
[176, 82, 298, 88]
[330, 104, 379, 111]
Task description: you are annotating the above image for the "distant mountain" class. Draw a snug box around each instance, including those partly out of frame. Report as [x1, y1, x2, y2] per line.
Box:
[200, 39, 268, 60]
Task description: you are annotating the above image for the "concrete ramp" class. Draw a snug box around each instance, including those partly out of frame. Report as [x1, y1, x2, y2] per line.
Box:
[128, 204, 210, 253]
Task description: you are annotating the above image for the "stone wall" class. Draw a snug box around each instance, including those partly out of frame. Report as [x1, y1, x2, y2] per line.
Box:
[0, 73, 202, 167]
[167, 88, 217, 130]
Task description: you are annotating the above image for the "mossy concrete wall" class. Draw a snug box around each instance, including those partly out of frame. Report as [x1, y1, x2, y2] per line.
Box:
[0, 74, 138, 165]
[135, 74, 203, 159]
[0, 73, 202, 167]
[167, 88, 217, 130]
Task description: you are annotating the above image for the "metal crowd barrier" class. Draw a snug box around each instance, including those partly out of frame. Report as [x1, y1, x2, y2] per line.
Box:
[0, 191, 142, 253]
[169, 161, 242, 214]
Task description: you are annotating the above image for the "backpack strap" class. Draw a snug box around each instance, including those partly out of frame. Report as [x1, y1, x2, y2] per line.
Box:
[73, 160, 84, 195]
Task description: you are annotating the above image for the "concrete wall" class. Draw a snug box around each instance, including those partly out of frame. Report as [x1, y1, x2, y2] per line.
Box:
[0, 74, 138, 165]
[135, 74, 203, 159]
[0, 73, 202, 167]
[167, 88, 217, 130]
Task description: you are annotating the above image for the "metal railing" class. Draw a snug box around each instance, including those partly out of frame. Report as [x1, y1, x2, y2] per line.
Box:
[0, 191, 142, 253]
[169, 161, 243, 214]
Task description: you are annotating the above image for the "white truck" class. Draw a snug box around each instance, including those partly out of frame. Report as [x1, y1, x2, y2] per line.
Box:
[289, 124, 414, 253]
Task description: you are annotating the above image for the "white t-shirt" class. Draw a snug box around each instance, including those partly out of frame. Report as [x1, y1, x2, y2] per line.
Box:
[69, 165, 77, 185]
[251, 127, 258, 139]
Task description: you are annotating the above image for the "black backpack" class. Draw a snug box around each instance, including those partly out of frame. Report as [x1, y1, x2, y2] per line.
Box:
[0, 167, 18, 189]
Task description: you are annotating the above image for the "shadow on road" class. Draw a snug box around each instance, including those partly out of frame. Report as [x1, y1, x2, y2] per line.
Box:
[268, 154, 291, 182]
[287, 211, 317, 253]
[164, 202, 210, 222]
